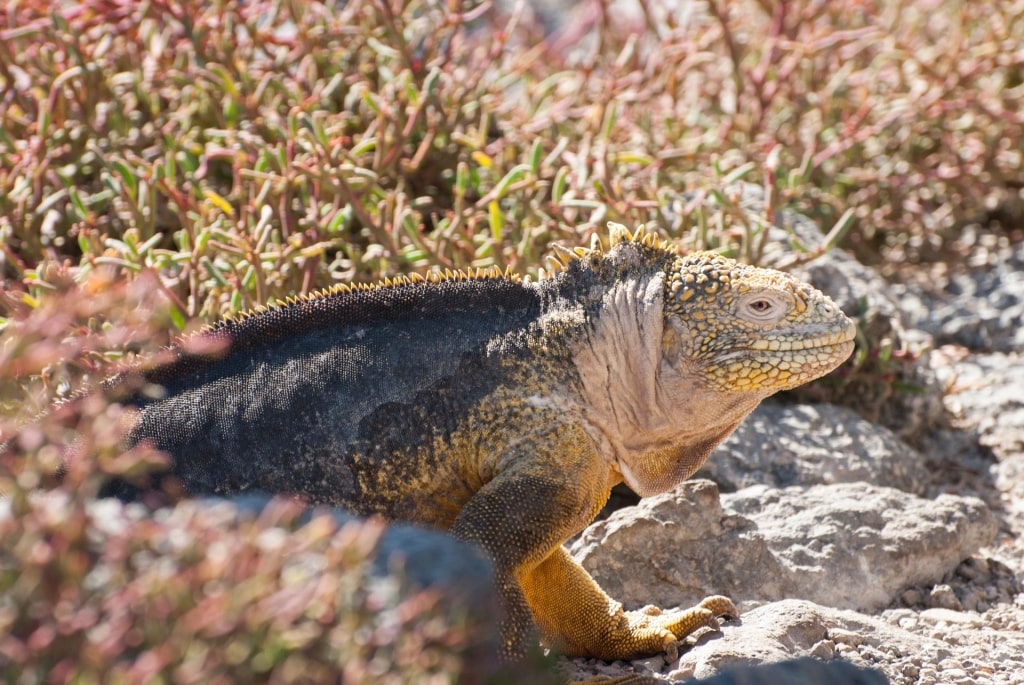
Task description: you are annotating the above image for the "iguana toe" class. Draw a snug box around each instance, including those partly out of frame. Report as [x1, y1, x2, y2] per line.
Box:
[699, 595, 739, 621]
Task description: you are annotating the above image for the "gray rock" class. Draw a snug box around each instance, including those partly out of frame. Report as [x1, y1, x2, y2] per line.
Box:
[85, 494, 517, 681]
[996, 453, 1024, 517]
[697, 401, 930, 495]
[667, 599, 957, 683]
[572, 480, 782, 611]
[928, 585, 964, 611]
[724, 483, 996, 611]
[893, 239, 1024, 353]
[571, 480, 996, 613]
[686, 657, 887, 685]
[936, 352, 1024, 460]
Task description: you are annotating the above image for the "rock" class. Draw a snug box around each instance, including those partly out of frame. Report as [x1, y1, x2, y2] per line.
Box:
[928, 350, 1024, 539]
[893, 238, 1024, 353]
[571, 480, 782, 612]
[892, 556, 1023, 615]
[722, 483, 996, 611]
[668, 600, 917, 680]
[216, 495, 556, 682]
[996, 453, 1024, 519]
[928, 585, 965, 611]
[666, 599, 995, 684]
[110, 495, 519, 682]
[935, 351, 1024, 460]
[213, 493, 499, 609]
[685, 656, 886, 685]
[6, 491, 563, 684]
[696, 401, 930, 494]
[572, 480, 996, 613]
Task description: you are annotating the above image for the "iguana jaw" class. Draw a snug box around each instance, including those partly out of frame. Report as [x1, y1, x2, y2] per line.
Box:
[745, 322, 857, 352]
[704, 319, 857, 393]
[617, 322, 857, 497]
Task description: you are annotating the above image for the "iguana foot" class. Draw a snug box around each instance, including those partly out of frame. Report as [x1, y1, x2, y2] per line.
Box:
[611, 595, 737, 661]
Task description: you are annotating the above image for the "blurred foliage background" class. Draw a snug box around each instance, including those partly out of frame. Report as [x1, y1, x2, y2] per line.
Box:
[3, 0, 1024, 357]
[1, 0, 1022, 680]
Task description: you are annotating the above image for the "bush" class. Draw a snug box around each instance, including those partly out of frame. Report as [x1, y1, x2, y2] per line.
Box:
[0, 492, 502, 684]
[3, 0, 1021, 323]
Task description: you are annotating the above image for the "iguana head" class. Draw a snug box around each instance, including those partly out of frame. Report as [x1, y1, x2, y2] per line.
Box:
[662, 246, 856, 395]
[560, 223, 857, 497]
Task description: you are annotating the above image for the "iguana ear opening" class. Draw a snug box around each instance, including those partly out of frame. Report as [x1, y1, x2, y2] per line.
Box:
[660, 320, 684, 367]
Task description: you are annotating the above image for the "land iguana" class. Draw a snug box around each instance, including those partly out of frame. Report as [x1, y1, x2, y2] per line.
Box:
[102, 223, 856, 664]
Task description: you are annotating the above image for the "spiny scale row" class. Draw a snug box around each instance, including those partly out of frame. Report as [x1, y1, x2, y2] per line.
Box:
[204, 223, 670, 331]
[215, 264, 521, 327]
[542, 223, 677, 275]
[302, 263, 521, 300]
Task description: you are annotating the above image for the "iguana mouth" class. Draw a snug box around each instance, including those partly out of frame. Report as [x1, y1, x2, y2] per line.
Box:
[706, 319, 856, 393]
[747, 321, 857, 352]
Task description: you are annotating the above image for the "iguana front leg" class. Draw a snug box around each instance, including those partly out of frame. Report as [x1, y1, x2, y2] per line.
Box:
[448, 423, 736, 661]
[522, 545, 737, 660]
[449, 464, 597, 660]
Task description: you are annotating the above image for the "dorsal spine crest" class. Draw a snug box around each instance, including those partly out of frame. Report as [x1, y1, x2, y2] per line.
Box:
[197, 223, 672, 340]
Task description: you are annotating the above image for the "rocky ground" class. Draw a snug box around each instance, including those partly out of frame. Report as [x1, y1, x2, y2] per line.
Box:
[563, 208, 1024, 683]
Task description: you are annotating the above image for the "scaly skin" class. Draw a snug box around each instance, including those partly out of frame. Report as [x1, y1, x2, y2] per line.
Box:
[106, 223, 857, 667]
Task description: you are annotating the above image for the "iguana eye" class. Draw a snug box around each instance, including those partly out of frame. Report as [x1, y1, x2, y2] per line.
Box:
[737, 291, 791, 324]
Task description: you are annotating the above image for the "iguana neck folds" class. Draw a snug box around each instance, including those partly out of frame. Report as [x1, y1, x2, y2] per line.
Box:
[565, 272, 755, 498]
